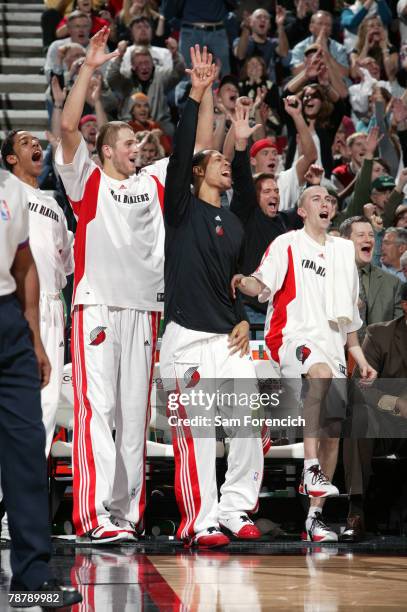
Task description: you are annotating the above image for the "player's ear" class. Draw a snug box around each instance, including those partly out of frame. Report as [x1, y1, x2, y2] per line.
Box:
[297, 206, 306, 220]
[6, 154, 17, 167]
[192, 165, 204, 177]
[102, 144, 112, 160]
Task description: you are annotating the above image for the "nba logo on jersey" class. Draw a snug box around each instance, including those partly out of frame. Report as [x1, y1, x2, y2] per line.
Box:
[296, 344, 311, 364]
[0, 199, 11, 221]
[184, 366, 200, 388]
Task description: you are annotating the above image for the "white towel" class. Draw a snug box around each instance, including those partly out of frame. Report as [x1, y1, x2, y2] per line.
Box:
[325, 237, 357, 326]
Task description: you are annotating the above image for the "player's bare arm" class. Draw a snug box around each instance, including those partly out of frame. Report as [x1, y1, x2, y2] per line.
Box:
[346, 330, 377, 383]
[11, 244, 51, 388]
[231, 274, 264, 298]
[60, 27, 119, 164]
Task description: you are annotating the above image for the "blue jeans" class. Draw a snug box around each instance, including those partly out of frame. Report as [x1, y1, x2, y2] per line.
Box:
[179, 25, 230, 76]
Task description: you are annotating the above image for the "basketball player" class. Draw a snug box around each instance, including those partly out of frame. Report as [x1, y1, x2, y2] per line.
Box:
[55, 27, 168, 544]
[160, 46, 264, 549]
[0, 131, 73, 541]
[1, 131, 74, 458]
[232, 186, 377, 542]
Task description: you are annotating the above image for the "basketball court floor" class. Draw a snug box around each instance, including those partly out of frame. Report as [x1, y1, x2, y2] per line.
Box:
[1, 538, 406, 611]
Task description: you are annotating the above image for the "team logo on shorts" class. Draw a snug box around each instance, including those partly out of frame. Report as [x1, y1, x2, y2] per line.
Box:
[184, 366, 200, 388]
[89, 326, 107, 346]
[296, 344, 311, 364]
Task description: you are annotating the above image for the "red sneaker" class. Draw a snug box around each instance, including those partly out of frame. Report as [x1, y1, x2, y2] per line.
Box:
[219, 514, 262, 540]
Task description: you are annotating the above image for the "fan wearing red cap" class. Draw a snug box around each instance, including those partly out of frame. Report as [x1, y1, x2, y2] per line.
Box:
[79, 114, 98, 153]
[248, 97, 318, 211]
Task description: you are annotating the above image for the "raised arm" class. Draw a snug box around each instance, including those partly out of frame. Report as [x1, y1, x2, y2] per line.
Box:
[229, 104, 262, 223]
[164, 46, 217, 226]
[60, 27, 118, 164]
[284, 96, 318, 185]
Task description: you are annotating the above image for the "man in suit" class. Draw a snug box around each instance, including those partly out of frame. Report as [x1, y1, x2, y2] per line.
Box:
[341, 282, 407, 541]
[340, 216, 402, 341]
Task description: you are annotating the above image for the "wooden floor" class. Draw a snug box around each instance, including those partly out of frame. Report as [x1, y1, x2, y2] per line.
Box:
[152, 552, 407, 611]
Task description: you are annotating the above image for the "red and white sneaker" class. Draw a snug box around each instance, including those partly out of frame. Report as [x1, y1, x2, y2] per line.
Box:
[302, 514, 338, 542]
[76, 518, 131, 545]
[299, 465, 339, 497]
[110, 517, 138, 542]
[187, 527, 230, 549]
[219, 514, 262, 540]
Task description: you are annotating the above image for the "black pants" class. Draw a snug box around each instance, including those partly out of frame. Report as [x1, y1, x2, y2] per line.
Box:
[41, 9, 61, 50]
[0, 294, 52, 589]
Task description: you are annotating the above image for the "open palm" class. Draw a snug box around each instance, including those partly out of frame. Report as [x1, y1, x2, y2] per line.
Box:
[232, 104, 262, 141]
[186, 45, 217, 92]
[85, 26, 119, 69]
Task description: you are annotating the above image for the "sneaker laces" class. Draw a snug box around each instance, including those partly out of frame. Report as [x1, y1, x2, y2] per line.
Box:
[310, 514, 330, 533]
[307, 465, 330, 486]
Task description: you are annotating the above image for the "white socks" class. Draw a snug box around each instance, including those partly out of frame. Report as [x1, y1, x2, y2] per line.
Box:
[304, 458, 319, 470]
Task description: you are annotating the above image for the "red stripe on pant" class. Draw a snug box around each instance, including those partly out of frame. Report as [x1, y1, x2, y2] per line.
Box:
[168, 384, 202, 540]
[72, 306, 98, 536]
[137, 311, 160, 529]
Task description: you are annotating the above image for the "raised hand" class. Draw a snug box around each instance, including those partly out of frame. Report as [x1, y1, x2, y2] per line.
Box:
[253, 86, 267, 111]
[51, 76, 66, 107]
[304, 164, 324, 185]
[85, 26, 119, 70]
[397, 167, 407, 189]
[365, 125, 382, 156]
[89, 73, 103, 105]
[232, 103, 262, 142]
[284, 95, 302, 118]
[275, 5, 286, 27]
[187, 45, 217, 100]
[117, 40, 128, 58]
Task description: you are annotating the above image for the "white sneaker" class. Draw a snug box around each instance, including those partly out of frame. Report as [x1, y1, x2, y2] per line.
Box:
[76, 517, 131, 545]
[1, 513, 10, 541]
[299, 464, 339, 497]
[110, 517, 138, 542]
[219, 514, 262, 539]
[302, 514, 338, 542]
[186, 527, 230, 549]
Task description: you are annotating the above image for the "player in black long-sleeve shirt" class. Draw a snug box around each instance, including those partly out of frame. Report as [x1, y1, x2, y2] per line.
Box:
[160, 46, 265, 549]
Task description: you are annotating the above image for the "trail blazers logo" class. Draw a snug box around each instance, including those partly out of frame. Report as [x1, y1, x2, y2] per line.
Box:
[296, 344, 311, 364]
[89, 326, 107, 346]
[184, 366, 200, 388]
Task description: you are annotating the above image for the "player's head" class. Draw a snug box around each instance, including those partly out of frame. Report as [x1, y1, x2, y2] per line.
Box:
[96, 121, 139, 177]
[297, 186, 333, 232]
[79, 114, 98, 145]
[250, 139, 280, 175]
[192, 149, 232, 196]
[1, 130, 43, 179]
[254, 173, 280, 218]
[339, 216, 375, 266]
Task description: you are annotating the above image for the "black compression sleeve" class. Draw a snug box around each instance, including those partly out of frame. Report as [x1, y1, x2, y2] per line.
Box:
[164, 96, 200, 226]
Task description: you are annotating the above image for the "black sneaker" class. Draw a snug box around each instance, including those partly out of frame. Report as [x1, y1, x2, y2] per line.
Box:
[9, 578, 82, 608]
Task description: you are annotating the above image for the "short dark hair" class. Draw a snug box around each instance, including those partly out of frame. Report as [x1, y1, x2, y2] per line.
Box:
[0, 130, 18, 172]
[339, 215, 372, 239]
[191, 149, 216, 194]
[96, 121, 132, 164]
[129, 16, 152, 29]
[253, 172, 276, 201]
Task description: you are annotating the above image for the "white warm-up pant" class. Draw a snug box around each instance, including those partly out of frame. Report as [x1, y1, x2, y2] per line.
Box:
[71, 304, 160, 536]
[160, 322, 264, 540]
[40, 292, 65, 456]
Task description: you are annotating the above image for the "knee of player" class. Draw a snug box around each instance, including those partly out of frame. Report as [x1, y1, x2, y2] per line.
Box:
[307, 363, 333, 380]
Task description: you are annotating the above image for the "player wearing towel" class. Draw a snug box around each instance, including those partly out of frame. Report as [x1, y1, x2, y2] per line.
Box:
[232, 186, 377, 542]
